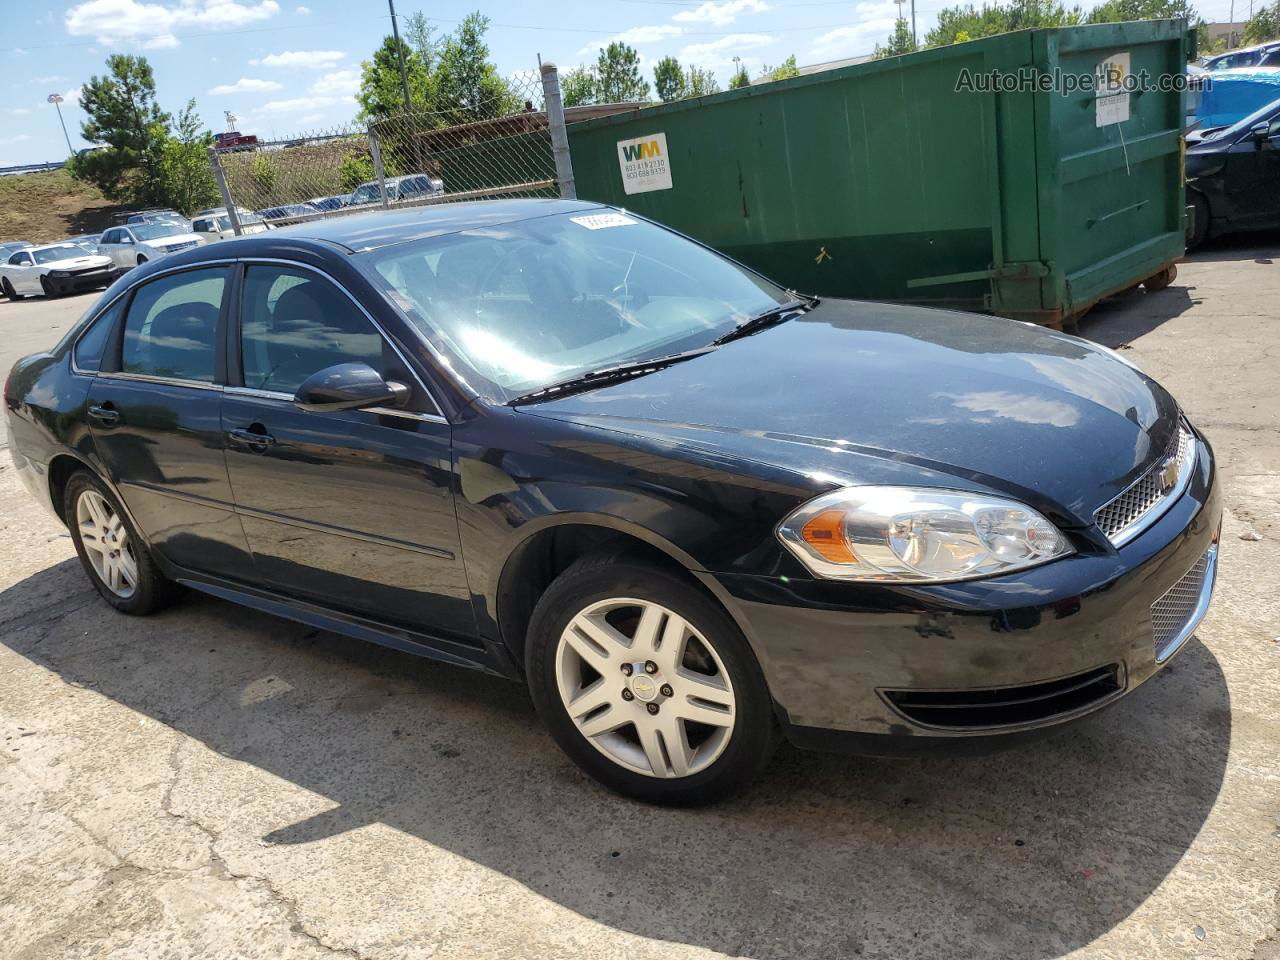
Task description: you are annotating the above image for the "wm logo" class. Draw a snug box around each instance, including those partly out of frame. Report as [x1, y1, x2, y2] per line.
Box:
[622, 140, 663, 161]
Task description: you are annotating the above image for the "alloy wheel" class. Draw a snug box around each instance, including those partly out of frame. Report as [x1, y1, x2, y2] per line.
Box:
[76, 489, 138, 598]
[555, 597, 737, 778]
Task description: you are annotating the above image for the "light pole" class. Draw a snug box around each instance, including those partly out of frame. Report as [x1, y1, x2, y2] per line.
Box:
[387, 0, 413, 114]
[47, 93, 74, 156]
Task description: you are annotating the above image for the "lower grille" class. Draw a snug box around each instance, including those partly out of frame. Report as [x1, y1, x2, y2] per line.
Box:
[1152, 548, 1214, 661]
[883, 665, 1122, 730]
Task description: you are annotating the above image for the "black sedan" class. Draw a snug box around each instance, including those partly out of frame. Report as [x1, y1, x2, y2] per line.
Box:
[1186, 96, 1280, 247]
[3, 199, 1220, 803]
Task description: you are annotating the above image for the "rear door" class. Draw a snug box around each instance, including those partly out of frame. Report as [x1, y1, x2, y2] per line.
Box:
[86, 264, 254, 579]
[221, 261, 476, 643]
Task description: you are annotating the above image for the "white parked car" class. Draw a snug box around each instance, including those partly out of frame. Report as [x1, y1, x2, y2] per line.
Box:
[97, 223, 204, 269]
[0, 242, 117, 299]
[191, 211, 270, 242]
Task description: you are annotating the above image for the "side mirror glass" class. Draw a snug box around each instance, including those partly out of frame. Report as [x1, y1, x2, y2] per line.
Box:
[293, 362, 410, 412]
[1251, 121, 1270, 141]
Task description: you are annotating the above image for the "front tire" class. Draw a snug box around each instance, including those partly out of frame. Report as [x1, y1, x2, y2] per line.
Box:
[40, 276, 61, 298]
[1187, 191, 1210, 250]
[64, 471, 179, 615]
[136, 255, 148, 266]
[527, 554, 778, 804]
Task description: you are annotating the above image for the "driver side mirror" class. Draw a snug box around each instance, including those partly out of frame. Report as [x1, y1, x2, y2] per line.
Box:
[1251, 121, 1269, 142]
[293, 362, 410, 412]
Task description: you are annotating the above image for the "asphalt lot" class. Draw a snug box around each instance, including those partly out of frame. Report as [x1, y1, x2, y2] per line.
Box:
[1, 241, 1278, 960]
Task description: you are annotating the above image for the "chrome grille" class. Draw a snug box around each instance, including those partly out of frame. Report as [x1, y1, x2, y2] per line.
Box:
[1151, 548, 1213, 661]
[1095, 424, 1194, 546]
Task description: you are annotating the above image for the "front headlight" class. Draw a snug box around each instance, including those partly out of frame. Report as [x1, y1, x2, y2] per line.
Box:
[777, 486, 1073, 583]
[47, 270, 70, 278]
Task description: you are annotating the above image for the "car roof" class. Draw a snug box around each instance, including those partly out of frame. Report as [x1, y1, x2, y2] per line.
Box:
[265, 197, 606, 252]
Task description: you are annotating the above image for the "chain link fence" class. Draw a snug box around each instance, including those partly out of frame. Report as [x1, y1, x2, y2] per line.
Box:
[208, 66, 576, 233]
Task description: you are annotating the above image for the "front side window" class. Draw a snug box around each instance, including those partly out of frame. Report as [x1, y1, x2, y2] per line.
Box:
[239, 265, 386, 395]
[9, 252, 31, 266]
[121, 268, 227, 382]
[364, 211, 788, 399]
[351, 183, 381, 205]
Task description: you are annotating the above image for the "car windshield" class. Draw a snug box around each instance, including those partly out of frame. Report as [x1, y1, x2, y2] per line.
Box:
[132, 222, 186, 240]
[364, 210, 790, 400]
[1199, 94, 1280, 141]
[33, 244, 93, 263]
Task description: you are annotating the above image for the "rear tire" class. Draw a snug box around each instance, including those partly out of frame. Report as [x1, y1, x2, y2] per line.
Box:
[526, 553, 778, 804]
[3, 278, 23, 300]
[64, 470, 181, 615]
[1143, 265, 1177, 292]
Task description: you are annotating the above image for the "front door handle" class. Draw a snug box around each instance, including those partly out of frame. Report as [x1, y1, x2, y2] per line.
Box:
[227, 426, 276, 449]
[87, 403, 119, 426]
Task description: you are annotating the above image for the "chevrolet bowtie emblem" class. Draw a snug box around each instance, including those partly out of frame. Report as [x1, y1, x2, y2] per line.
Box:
[1156, 455, 1180, 492]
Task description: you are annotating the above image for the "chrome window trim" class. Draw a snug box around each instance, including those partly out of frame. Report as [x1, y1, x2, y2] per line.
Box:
[223, 384, 446, 424]
[236, 257, 446, 421]
[96, 371, 224, 392]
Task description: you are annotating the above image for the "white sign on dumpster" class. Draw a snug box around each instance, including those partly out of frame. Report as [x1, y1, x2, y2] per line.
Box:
[617, 132, 673, 194]
[1095, 51, 1131, 127]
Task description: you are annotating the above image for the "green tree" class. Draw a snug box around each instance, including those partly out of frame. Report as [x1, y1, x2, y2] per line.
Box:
[684, 65, 720, 97]
[729, 61, 751, 88]
[1243, 1, 1279, 42]
[337, 152, 377, 192]
[159, 100, 218, 215]
[876, 17, 919, 57]
[926, 0, 1084, 45]
[357, 35, 434, 119]
[756, 54, 800, 82]
[595, 42, 650, 101]
[654, 55, 685, 101]
[404, 10, 441, 68]
[560, 65, 597, 106]
[69, 54, 170, 204]
[1087, 0, 1193, 22]
[434, 12, 519, 123]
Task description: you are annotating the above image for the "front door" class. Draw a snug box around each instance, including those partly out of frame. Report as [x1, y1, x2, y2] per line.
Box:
[1223, 111, 1280, 229]
[86, 264, 254, 579]
[221, 262, 475, 642]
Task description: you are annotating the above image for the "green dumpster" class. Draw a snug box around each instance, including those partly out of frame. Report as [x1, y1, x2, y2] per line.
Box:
[567, 20, 1192, 327]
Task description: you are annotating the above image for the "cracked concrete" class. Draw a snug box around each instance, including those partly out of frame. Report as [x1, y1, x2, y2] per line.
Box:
[2, 233, 1279, 959]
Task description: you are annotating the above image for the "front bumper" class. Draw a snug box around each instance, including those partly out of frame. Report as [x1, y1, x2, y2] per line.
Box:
[706, 432, 1221, 751]
[45, 267, 121, 294]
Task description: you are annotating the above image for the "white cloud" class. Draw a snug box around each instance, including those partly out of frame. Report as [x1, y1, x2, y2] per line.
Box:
[250, 94, 353, 115]
[674, 0, 770, 26]
[65, 0, 280, 49]
[808, 1, 899, 61]
[578, 24, 683, 56]
[31, 74, 68, 85]
[208, 77, 284, 94]
[63, 86, 84, 103]
[0, 134, 32, 145]
[4, 108, 32, 116]
[253, 49, 346, 68]
[295, 3, 311, 12]
[679, 33, 775, 73]
[309, 69, 360, 96]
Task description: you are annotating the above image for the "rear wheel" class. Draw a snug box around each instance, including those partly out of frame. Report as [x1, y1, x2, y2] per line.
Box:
[65, 471, 180, 615]
[527, 554, 778, 804]
[1143, 265, 1177, 292]
[3, 278, 23, 300]
[1187, 191, 1210, 250]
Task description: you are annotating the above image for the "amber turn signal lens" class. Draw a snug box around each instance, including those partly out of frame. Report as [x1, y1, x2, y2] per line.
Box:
[800, 509, 857, 564]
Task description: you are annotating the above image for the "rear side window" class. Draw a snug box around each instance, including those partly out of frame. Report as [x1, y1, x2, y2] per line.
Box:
[74, 299, 124, 373]
[121, 268, 227, 382]
[239, 265, 386, 395]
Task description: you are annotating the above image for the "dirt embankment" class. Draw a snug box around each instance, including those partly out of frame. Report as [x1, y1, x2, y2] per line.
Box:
[0, 169, 135, 244]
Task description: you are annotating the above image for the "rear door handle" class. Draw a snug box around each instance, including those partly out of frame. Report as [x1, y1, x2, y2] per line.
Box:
[87, 404, 119, 426]
[227, 426, 276, 448]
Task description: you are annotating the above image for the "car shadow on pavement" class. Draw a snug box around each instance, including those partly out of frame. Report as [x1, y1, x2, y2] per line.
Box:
[2, 560, 1232, 959]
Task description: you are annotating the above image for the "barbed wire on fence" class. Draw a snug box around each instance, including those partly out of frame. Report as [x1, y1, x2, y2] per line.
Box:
[210, 68, 561, 228]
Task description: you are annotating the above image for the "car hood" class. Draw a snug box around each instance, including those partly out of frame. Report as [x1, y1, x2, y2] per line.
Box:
[145, 234, 199, 248]
[44, 255, 112, 269]
[521, 300, 1181, 525]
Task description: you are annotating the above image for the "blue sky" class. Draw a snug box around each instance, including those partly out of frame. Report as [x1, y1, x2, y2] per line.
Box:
[3, 0, 1242, 166]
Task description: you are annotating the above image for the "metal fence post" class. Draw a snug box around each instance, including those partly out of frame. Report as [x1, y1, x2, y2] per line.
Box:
[369, 127, 390, 208]
[207, 146, 243, 236]
[540, 62, 576, 200]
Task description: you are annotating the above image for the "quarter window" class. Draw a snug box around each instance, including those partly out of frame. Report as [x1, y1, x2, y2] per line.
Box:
[239, 265, 387, 395]
[74, 299, 124, 373]
[121, 268, 227, 382]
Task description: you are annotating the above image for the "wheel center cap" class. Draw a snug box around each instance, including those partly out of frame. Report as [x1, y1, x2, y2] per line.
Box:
[629, 674, 658, 702]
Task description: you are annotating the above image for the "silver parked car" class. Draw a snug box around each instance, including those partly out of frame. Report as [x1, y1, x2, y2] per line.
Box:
[97, 223, 204, 269]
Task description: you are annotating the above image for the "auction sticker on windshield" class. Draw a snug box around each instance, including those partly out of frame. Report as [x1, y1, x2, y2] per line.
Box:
[570, 213, 638, 230]
[617, 132, 673, 194]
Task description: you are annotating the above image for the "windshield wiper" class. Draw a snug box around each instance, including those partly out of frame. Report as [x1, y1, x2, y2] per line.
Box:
[509, 347, 715, 405]
[712, 296, 818, 346]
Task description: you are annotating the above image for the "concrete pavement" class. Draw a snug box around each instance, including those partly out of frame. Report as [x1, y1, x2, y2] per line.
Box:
[1, 240, 1277, 959]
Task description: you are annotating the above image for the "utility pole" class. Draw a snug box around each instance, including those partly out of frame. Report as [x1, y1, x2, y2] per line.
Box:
[47, 93, 74, 155]
[388, 0, 414, 114]
[911, 0, 918, 48]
